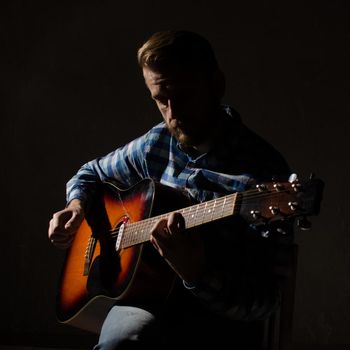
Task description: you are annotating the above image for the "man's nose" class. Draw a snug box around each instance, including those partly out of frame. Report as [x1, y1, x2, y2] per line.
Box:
[168, 99, 183, 121]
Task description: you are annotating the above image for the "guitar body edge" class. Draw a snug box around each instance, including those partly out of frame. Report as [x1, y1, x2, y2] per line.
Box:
[60, 294, 121, 334]
[56, 178, 186, 333]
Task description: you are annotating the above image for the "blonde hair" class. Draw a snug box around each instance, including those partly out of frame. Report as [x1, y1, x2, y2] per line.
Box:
[137, 30, 219, 74]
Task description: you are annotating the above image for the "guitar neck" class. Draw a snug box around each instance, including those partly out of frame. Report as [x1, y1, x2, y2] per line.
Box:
[118, 192, 238, 249]
[115, 176, 324, 250]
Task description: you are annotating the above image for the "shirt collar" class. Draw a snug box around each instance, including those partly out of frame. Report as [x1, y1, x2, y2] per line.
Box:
[175, 104, 241, 160]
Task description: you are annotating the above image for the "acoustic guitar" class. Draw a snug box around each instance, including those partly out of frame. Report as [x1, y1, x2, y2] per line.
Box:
[56, 175, 324, 333]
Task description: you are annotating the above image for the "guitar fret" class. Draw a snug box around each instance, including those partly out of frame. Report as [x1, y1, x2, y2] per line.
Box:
[184, 205, 196, 228]
[194, 204, 201, 226]
[211, 201, 222, 221]
[203, 201, 216, 224]
[194, 204, 202, 226]
[201, 202, 208, 224]
[120, 193, 237, 249]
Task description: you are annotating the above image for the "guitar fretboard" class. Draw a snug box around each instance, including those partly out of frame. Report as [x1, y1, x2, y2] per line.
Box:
[118, 192, 238, 250]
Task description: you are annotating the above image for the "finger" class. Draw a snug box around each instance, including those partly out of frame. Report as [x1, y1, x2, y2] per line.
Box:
[51, 232, 73, 242]
[51, 211, 69, 234]
[168, 212, 185, 234]
[49, 222, 71, 239]
[150, 234, 160, 250]
[49, 219, 74, 242]
[163, 226, 170, 236]
[48, 218, 55, 238]
[149, 218, 170, 255]
[52, 239, 73, 249]
[65, 210, 81, 229]
[150, 218, 168, 239]
[50, 233, 75, 249]
[49, 219, 65, 239]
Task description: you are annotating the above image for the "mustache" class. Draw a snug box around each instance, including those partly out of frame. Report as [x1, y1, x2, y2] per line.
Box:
[168, 118, 194, 130]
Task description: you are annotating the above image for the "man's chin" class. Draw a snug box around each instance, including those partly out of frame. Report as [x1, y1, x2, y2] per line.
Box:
[168, 126, 205, 146]
[176, 132, 203, 148]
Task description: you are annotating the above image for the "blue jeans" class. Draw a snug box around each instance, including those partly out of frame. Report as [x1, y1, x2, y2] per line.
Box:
[92, 302, 265, 350]
[93, 305, 161, 350]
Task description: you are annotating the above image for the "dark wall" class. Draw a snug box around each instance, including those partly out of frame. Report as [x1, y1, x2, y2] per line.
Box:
[1, 0, 349, 348]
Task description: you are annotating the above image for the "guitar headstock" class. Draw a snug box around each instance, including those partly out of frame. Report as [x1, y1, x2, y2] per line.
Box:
[239, 173, 325, 237]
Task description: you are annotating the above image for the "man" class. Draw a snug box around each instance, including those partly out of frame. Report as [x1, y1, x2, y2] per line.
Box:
[49, 30, 293, 349]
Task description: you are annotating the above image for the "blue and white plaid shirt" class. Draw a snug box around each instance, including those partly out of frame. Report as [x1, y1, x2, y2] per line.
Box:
[66, 105, 292, 321]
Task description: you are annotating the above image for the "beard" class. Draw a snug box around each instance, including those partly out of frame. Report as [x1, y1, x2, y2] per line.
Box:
[166, 119, 210, 148]
[164, 102, 221, 148]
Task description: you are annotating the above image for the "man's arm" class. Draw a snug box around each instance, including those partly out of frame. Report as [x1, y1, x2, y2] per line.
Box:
[48, 132, 149, 249]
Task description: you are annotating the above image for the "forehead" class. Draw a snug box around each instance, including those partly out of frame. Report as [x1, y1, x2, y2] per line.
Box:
[143, 67, 203, 95]
[143, 68, 169, 88]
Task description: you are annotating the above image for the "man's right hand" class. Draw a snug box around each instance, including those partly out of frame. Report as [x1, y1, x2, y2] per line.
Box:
[48, 199, 85, 249]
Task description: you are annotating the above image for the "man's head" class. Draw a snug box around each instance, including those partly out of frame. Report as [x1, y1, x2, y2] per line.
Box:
[138, 30, 225, 149]
[137, 30, 220, 75]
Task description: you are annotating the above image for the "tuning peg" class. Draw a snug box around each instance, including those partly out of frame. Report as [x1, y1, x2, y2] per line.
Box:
[256, 184, 267, 192]
[269, 206, 280, 215]
[273, 183, 284, 191]
[292, 182, 302, 192]
[277, 227, 287, 235]
[289, 173, 298, 183]
[297, 216, 312, 231]
[288, 201, 299, 211]
[261, 230, 270, 238]
[250, 210, 261, 219]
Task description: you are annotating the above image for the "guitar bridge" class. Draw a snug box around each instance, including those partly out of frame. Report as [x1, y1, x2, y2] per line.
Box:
[83, 235, 97, 276]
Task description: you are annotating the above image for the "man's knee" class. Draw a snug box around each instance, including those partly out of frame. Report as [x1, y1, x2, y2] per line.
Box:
[93, 305, 159, 350]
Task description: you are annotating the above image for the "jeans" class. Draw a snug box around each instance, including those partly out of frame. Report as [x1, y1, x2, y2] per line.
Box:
[92, 305, 160, 350]
[92, 301, 265, 350]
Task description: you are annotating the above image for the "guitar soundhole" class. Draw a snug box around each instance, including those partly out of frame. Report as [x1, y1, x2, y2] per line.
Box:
[86, 220, 125, 296]
[87, 254, 121, 296]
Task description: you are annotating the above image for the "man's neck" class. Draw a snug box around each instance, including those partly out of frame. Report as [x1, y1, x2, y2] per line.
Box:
[193, 109, 226, 154]
[181, 116, 225, 157]
[192, 141, 212, 155]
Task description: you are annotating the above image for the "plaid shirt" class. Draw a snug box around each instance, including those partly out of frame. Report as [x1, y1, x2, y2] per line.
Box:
[66, 105, 292, 321]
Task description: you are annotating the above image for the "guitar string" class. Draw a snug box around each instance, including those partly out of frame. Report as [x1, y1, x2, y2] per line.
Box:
[110, 193, 236, 236]
[111, 188, 296, 248]
[112, 195, 236, 246]
[110, 188, 293, 237]
[118, 195, 237, 247]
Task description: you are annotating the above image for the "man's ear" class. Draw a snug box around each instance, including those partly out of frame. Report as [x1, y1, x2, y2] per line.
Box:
[211, 69, 226, 100]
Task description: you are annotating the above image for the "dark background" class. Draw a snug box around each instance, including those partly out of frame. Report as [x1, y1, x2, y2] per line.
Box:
[1, 0, 349, 349]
